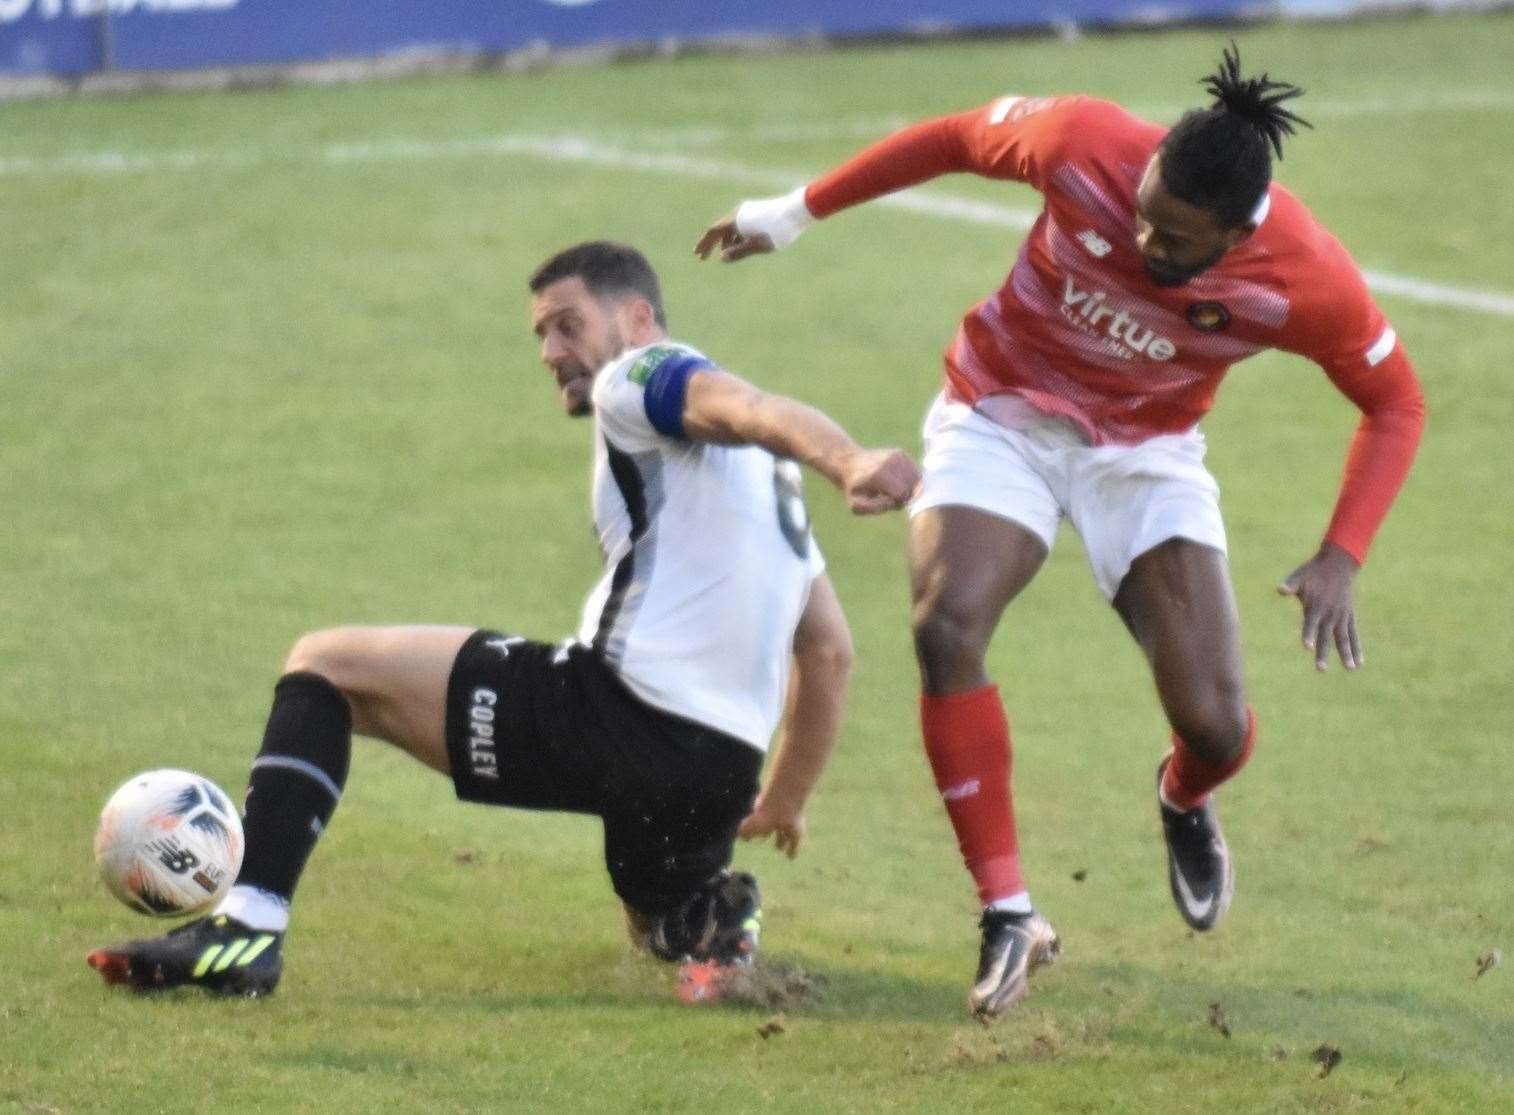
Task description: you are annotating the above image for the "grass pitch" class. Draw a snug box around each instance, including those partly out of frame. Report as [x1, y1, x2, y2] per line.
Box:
[3, 11, 1512, 1113]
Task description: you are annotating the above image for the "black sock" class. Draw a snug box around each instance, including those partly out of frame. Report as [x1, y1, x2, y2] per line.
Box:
[235, 671, 352, 901]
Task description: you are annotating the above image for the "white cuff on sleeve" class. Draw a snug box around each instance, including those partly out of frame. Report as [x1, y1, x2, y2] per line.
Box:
[734, 186, 813, 250]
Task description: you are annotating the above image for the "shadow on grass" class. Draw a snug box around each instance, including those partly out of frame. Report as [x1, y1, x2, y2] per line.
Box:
[346, 949, 963, 1023]
[118, 945, 1511, 1085]
[265, 1047, 429, 1078]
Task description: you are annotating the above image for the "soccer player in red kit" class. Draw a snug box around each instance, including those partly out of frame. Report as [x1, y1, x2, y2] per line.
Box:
[696, 46, 1425, 1017]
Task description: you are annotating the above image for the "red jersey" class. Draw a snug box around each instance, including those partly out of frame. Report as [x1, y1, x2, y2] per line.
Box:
[803, 95, 1425, 563]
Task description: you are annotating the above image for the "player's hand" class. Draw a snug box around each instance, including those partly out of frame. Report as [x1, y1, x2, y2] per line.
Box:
[1278, 542, 1363, 671]
[694, 211, 775, 263]
[838, 447, 922, 515]
[738, 795, 807, 859]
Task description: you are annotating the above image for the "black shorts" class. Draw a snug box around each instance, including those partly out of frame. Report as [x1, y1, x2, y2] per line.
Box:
[444, 629, 763, 916]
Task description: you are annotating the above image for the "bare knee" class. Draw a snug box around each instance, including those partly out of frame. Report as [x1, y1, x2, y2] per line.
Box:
[1169, 690, 1250, 767]
[283, 628, 368, 690]
[912, 602, 993, 695]
[280, 629, 390, 735]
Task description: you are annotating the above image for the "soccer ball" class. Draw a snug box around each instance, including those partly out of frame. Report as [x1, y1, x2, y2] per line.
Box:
[94, 769, 244, 917]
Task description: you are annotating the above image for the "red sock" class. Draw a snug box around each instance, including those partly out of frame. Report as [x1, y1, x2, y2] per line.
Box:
[920, 686, 1023, 906]
[1161, 706, 1257, 811]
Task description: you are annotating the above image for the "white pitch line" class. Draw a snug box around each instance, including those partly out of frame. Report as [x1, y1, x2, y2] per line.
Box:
[874, 187, 1035, 229]
[322, 134, 808, 187]
[1360, 270, 1514, 317]
[1, 131, 1509, 318]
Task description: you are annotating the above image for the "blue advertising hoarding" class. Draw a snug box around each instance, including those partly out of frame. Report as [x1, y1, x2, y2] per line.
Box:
[0, 1, 104, 77]
[2, 1, 1259, 79]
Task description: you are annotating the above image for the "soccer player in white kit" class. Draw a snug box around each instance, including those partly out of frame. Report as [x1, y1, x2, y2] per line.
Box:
[87, 241, 920, 998]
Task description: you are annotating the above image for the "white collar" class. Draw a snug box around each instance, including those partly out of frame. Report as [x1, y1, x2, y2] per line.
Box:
[1249, 190, 1272, 228]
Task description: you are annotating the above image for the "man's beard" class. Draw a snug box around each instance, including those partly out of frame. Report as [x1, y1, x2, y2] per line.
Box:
[561, 371, 594, 416]
[1143, 246, 1226, 288]
[562, 326, 627, 418]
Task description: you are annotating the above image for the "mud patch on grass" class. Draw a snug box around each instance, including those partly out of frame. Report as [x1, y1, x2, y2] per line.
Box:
[1474, 948, 1501, 980]
[718, 958, 827, 1010]
[1312, 1043, 1343, 1079]
[943, 1012, 1113, 1070]
[1207, 1000, 1232, 1038]
[755, 1015, 787, 1039]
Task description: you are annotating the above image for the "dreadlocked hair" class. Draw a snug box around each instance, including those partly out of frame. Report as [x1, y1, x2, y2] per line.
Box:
[1157, 43, 1313, 228]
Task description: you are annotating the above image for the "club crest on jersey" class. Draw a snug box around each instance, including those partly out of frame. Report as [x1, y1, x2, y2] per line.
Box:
[1077, 229, 1112, 258]
[1060, 277, 1176, 362]
[1186, 301, 1231, 333]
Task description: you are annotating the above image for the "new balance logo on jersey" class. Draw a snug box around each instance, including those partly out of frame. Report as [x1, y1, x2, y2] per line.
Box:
[1077, 229, 1112, 258]
[468, 687, 500, 780]
[1060, 277, 1177, 361]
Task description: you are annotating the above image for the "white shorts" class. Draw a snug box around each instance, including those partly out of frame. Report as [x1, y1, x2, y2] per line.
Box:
[910, 394, 1227, 601]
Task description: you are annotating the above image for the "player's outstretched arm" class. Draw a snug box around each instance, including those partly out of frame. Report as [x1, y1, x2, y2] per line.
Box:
[696, 101, 1056, 262]
[682, 368, 920, 514]
[739, 574, 852, 858]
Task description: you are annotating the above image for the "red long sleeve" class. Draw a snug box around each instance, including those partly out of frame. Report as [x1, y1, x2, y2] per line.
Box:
[805, 114, 982, 219]
[804, 97, 1084, 218]
[1320, 345, 1426, 563]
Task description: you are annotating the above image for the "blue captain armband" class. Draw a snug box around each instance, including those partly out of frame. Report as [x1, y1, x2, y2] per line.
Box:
[641, 353, 716, 439]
